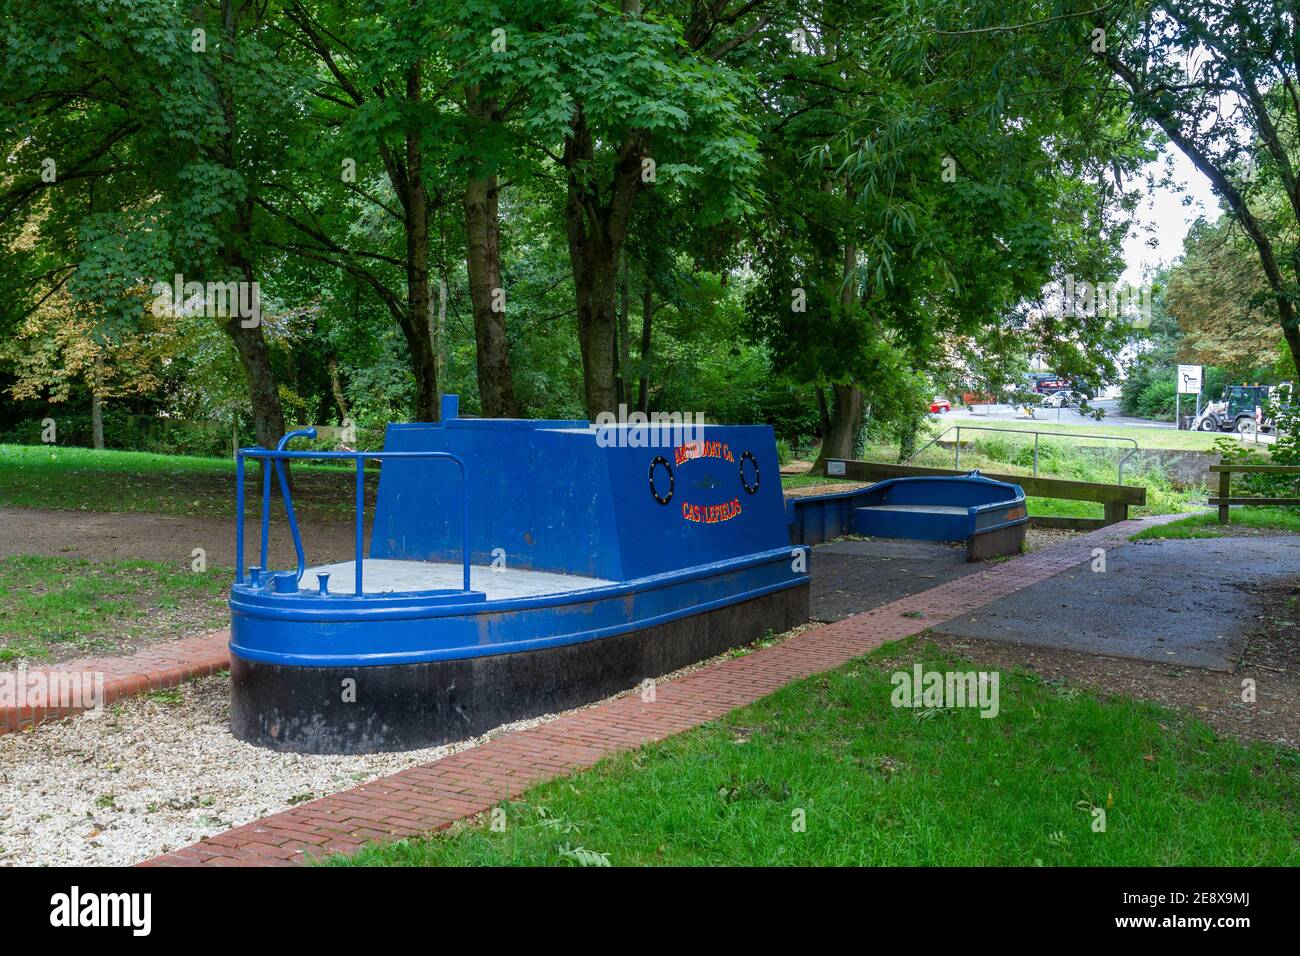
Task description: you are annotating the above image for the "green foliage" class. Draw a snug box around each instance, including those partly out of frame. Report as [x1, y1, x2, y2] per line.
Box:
[1205, 392, 1300, 502]
[0, 0, 1274, 461]
[1094, 0, 1300, 376]
[1135, 375, 1179, 421]
[0, 409, 232, 457]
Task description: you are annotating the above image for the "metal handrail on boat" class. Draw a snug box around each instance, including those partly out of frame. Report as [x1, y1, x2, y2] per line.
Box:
[906, 425, 1140, 485]
[236, 430, 471, 596]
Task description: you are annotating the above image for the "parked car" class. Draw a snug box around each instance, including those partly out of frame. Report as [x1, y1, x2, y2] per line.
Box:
[929, 397, 952, 414]
[1041, 389, 1086, 408]
[1034, 377, 1073, 394]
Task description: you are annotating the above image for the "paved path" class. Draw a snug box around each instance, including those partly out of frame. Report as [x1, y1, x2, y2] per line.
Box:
[135, 514, 1181, 866]
[810, 538, 979, 621]
[935, 536, 1300, 670]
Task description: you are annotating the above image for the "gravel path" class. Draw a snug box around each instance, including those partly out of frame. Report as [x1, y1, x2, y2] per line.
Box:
[1024, 526, 1082, 551]
[0, 674, 485, 866]
[0, 622, 821, 867]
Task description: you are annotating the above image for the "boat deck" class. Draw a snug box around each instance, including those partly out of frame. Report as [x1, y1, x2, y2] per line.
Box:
[305, 559, 614, 598]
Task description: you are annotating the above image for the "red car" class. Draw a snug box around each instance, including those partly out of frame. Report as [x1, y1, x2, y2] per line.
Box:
[929, 398, 952, 414]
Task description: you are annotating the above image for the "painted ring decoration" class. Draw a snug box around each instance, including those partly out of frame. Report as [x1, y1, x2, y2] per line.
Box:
[649, 455, 675, 505]
[739, 450, 760, 495]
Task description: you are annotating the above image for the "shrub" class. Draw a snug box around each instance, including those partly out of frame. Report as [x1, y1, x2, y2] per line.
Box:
[1135, 376, 1178, 420]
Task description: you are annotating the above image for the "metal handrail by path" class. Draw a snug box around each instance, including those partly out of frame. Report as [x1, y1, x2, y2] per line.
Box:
[906, 425, 1140, 485]
[236, 429, 471, 596]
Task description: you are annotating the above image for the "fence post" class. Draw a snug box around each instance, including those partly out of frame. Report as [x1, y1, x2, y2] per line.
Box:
[955, 427, 961, 470]
[1218, 466, 1231, 524]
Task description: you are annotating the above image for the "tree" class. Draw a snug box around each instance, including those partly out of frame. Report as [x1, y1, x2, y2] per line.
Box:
[1166, 214, 1279, 372]
[2, 286, 162, 448]
[1082, 1, 1300, 375]
[271, 0, 452, 421]
[0, 0, 293, 448]
[522, 1, 765, 418]
[746, 0, 1141, 467]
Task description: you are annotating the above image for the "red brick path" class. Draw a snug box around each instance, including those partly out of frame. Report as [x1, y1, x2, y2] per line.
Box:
[138, 515, 1180, 866]
[1, 630, 229, 735]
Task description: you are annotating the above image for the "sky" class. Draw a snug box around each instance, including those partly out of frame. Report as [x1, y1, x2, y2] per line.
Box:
[1120, 146, 1221, 288]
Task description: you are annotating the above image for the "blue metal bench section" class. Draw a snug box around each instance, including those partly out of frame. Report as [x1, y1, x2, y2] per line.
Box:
[786, 471, 1028, 561]
[228, 398, 810, 753]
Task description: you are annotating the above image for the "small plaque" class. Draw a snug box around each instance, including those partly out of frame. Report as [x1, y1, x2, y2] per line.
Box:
[826, 460, 846, 476]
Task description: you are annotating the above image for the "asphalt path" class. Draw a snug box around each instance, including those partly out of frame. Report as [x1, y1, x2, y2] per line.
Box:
[932, 537, 1300, 670]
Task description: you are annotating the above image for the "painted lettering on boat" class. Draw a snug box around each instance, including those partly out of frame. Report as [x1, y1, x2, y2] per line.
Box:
[681, 498, 743, 524]
[674, 440, 734, 466]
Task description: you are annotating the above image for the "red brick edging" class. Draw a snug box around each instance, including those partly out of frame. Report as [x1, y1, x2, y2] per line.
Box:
[138, 516, 1179, 867]
[0, 630, 229, 735]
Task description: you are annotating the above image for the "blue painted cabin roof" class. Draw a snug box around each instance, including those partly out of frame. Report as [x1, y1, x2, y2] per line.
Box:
[369, 417, 791, 581]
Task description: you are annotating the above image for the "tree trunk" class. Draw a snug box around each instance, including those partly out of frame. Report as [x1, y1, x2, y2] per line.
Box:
[90, 353, 104, 450]
[617, 257, 630, 406]
[221, 199, 286, 453]
[637, 288, 653, 414]
[402, 66, 439, 422]
[90, 393, 104, 450]
[328, 357, 350, 424]
[464, 165, 518, 417]
[812, 383, 864, 473]
[226, 315, 285, 450]
[563, 111, 645, 420]
[215, 0, 287, 455]
[897, 415, 921, 462]
[816, 386, 832, 437]
[282, 11, 440, 421]
[811, 230, 863, 473]
[571, 243, 623, 419]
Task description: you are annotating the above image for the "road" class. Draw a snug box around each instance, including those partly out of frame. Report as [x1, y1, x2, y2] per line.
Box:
[944, 399, 1169, 428]
[939, 399, 1276, 443]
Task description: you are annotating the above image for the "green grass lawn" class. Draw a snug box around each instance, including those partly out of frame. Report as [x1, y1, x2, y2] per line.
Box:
[1129, 506, 1300, 541]
[331, 640, 1300, 867]
[0, 443, 372, 520]
[0, 555, 229, 662]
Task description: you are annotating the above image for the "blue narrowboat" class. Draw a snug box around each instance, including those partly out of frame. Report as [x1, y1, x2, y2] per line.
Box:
[229, 398, 810, 753]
